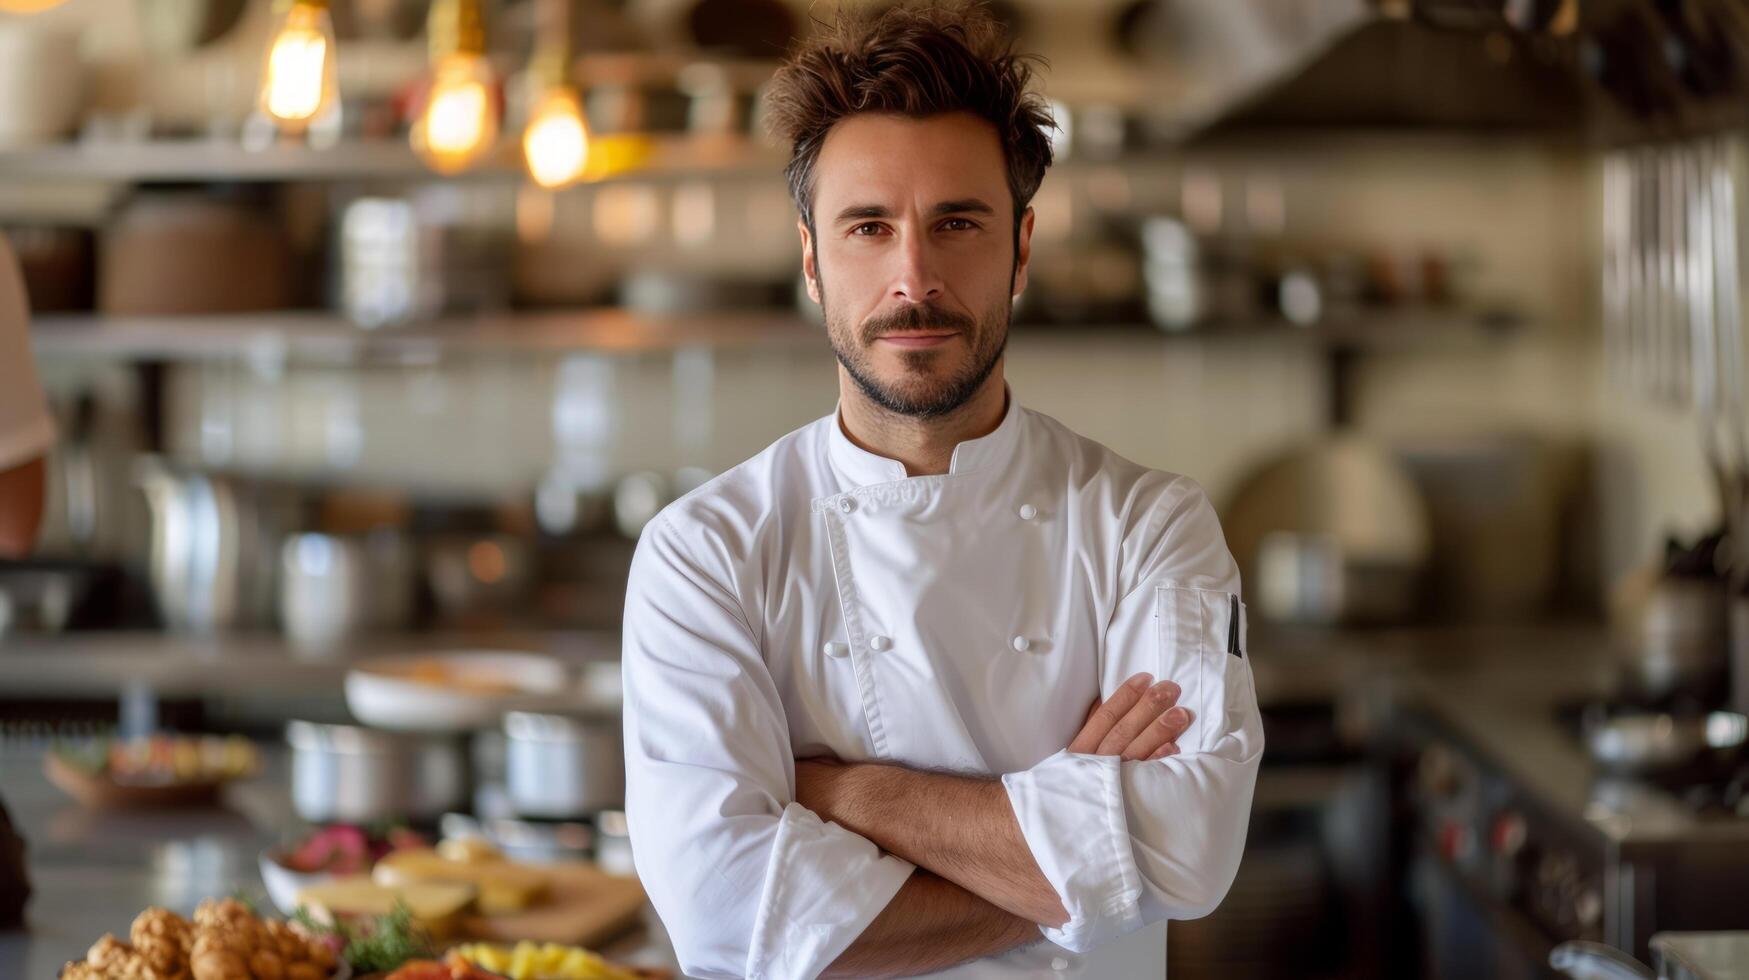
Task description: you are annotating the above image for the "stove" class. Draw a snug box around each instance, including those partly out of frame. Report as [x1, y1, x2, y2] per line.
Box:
[1390, 687, 1749, 976]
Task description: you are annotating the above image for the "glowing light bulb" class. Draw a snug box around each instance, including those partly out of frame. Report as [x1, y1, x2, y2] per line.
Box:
[412, 54, 500, 174]
[258, 0, 338, 126]
[523, 85, 590, 188]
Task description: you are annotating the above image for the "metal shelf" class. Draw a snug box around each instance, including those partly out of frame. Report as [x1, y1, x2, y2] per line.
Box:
[29, 308, 1522, 366]
[0, 135, 786, 185]
[30, 309, 826, 365]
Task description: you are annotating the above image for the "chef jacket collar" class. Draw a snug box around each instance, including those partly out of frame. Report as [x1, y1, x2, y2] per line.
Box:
[826, 386, 1023, 489]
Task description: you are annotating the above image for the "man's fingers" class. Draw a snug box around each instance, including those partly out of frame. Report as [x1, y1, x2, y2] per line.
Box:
[1147, 742, 1182, 760]
[1068, 673, 1151, 754]
[1096, 681, 1181, 755]
[1121, 706, 1195, 761]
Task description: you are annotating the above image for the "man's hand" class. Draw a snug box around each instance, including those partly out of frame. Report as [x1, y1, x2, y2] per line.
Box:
[1069, 672, 1194, 761]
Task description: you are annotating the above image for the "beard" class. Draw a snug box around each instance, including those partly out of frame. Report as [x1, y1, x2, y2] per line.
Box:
[820, 275, 1012, 421]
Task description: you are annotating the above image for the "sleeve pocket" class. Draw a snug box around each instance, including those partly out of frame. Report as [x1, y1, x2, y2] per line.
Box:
[1153, 586, 1243, 754]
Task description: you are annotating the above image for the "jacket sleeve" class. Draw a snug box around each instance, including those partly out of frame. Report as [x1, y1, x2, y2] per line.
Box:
[1000, 478, 1263, 952]
[623, 513, 915, 979]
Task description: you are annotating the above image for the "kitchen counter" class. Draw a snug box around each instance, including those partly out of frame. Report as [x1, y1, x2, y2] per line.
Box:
[0, 630, 624, 700]
[5, 620, 1738, 978]
[1376, 629, 1749, 847]
[1653, 932, 1749, 979]
[0, 744, 679, 980]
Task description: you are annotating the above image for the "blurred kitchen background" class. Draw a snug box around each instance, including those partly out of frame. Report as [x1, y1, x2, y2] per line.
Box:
[6, 0, 1749, 978]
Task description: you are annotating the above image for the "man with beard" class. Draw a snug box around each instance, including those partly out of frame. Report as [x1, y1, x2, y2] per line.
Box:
[620, 5, 1262, 977]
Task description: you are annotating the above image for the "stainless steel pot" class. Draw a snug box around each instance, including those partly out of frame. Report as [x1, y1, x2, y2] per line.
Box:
[503, 710, 624, 819]
[286, 720, 469, 824]
[1623, 576, 1729, 701]
[278, 530, 414, 653]
[137, 459, 299, 633]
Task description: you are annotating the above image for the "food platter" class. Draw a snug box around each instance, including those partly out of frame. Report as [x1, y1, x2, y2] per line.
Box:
[44, 735, 260, 809]
[57, 899, 351, 980]
[344, 652, 574, 732]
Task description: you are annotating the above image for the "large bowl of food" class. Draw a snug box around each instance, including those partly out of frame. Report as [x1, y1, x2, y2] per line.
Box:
[45, 734, 260, 809]
[58, 899, 348, 980]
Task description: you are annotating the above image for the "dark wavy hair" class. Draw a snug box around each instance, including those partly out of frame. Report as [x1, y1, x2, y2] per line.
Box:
[763, 2, 1056, 235]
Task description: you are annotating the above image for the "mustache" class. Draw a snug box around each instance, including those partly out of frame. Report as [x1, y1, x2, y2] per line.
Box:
[860, 302, 976, 345]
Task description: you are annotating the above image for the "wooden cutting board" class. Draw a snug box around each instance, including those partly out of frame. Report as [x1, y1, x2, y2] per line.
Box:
[460, 863, 648, 949]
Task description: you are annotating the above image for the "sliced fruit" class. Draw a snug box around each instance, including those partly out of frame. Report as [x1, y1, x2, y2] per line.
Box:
[294, 876, 477, 939]
[373, 849, 550, 915]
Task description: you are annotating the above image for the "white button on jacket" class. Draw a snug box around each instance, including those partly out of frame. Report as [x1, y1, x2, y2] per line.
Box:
[622, 392, 1264, 979]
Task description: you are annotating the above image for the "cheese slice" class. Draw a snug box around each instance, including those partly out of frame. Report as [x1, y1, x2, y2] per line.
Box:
[373, 848, 551, 914]
[295, 876, 477, 939]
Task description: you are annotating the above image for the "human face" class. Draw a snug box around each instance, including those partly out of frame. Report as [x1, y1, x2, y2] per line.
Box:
[798, 112, 1034, 419]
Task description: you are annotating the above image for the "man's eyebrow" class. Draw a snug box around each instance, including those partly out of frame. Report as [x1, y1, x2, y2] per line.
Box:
[831, 198, 998, 224]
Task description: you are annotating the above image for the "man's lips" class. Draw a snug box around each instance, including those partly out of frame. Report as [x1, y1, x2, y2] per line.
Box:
[875, 332, 959, 349]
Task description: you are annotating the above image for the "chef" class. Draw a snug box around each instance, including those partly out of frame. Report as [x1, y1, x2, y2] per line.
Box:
[621, 5, 1262, 978]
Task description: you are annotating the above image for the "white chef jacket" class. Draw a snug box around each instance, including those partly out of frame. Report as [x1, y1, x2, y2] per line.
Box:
[622, 390, 1263, 980]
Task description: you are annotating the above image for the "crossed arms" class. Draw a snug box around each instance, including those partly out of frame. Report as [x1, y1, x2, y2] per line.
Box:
[804, 675, 1193, 977]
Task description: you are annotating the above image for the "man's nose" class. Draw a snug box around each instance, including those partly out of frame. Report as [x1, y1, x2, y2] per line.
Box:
[891, 232, 945, 303]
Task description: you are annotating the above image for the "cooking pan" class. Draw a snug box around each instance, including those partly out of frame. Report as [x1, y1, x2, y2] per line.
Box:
[1582, 708, 1749, 776]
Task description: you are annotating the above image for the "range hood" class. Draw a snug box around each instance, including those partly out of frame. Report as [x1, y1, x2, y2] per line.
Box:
[1094, 0, 1738, 143]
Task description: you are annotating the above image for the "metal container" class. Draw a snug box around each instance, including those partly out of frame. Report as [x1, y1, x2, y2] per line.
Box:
[1624, 576, 1729, 701]
[503, 710, 624, 819]
[286, 720, 469, 824]
[336, 188, 511, 329]
[137, 459, 300, 633]
[1225, 437, 1433, 626]
[593, 809, 635, 876]
[279, 530, 414, 653]
[1729, 593, 1749, 716]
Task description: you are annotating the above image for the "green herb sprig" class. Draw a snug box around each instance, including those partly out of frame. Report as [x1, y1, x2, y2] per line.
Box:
[291, 900, 433, 973]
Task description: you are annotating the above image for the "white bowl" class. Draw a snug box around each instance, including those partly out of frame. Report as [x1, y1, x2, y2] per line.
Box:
[345, 651, 573, 732]
[259, 849, 337, 917]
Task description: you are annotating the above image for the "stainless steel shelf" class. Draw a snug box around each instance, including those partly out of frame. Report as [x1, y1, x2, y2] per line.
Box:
[29, 308, 1521, 365]
[0, 135, 786, 184]
[31, 309, 827, 364]
[0, 628, 621, 700]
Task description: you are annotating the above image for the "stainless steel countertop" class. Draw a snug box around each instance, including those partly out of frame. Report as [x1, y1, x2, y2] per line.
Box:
[1653, 931, 1749, 980]
[1340, 624, 1749, 847]
[0, 630, 623, 699]
[0, 744, 678, 980]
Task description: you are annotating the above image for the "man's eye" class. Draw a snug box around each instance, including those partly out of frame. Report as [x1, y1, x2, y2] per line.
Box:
[851, 223, 885, 236]
[942, 218, 978, 231]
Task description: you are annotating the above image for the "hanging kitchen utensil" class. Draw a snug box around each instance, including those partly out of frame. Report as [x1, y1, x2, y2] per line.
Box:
[1662, 144, 1692, 410]
[1688, 140, 1737, 545]
[1710, 137, 1749, 571]
[1633, 146, 1657, 399]
[1603, 150, 1630, 389]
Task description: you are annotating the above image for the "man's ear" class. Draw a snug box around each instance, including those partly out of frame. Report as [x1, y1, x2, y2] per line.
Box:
[798, 218, 821, 306]
[1012, 207, 1035, 301]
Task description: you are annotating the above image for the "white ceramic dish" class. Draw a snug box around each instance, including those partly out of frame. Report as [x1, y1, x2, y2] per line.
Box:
[259, 849, 337, 917]
[344, 651, 573, 732]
